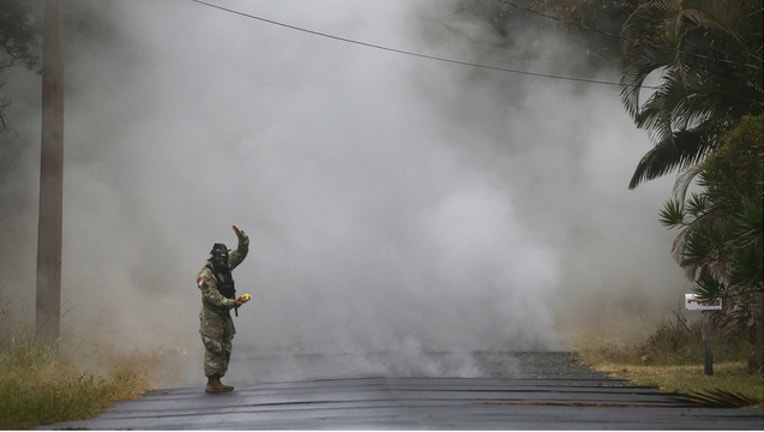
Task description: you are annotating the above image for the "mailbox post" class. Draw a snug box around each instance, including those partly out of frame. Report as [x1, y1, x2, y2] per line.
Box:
[684, 294, 722, 376]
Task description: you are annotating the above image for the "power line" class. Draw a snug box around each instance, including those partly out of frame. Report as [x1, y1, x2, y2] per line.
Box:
[190, 0, 655, 89]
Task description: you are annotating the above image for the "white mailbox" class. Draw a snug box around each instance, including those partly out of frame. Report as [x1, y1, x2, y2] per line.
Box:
[685, 293, 722, 311]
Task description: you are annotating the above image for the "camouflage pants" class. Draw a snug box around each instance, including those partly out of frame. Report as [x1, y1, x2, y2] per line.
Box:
[199, 307, 236, 378]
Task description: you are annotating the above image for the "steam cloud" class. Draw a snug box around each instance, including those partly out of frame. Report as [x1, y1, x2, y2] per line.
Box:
[1, 0, 687, 383]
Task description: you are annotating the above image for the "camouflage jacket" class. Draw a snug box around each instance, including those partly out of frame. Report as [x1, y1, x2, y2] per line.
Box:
[197, 232, 249, 316]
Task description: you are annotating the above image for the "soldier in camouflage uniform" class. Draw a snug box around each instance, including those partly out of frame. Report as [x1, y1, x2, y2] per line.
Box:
[197, 225, 250, 393]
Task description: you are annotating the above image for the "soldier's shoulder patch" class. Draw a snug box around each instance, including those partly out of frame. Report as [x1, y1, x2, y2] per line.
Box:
[196, 267, 213, 288]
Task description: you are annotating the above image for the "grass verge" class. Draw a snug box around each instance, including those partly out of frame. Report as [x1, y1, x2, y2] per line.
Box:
[574, 320, 764, 407]
[581, 358, 764, 406]
[0, 335, 170, 429]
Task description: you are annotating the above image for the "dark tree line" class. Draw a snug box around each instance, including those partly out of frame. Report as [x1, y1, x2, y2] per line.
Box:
[0, 0, 41, 129]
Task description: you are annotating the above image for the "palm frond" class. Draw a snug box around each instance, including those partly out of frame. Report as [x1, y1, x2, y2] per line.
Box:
[620, 0, 761, 189]
[693, 268, 724, 301]
[659, 198, 685, 228]
[727, 246, 764, 289]
[683, 388, 757, 407]
[685, 191, 710, 217]
[680, 6, 747, 46]
[628, 128, 711, 188]
[672, 163, 704, 201]
[733, 195, 764, 247]
[619, 0, 679, 120]
[727, 195, 764, 288]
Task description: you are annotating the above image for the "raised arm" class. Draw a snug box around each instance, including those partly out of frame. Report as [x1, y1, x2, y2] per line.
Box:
[228, 224, 249, 271]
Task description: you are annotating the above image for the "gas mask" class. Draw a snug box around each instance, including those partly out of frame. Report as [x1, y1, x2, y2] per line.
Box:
[210, 243, 229, 272]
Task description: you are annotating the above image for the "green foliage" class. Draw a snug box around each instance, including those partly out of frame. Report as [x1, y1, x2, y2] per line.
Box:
[661, 114, 763, 338]
[619, 0, 763, 188]
[659, 198, 684, 227]
[693, 270, 723, 302]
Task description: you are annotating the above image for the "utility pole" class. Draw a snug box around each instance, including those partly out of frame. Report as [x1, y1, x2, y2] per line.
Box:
[36, 0, 64, 346]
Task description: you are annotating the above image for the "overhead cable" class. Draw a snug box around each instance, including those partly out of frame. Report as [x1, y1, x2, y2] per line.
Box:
[190, 0, 659, 89]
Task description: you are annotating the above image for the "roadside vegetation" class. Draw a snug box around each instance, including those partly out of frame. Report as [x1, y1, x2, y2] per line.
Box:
[0, 302, 177, 429]
[583, 0, 762, 408]
[0, 340, 149, 429]
[574, 313, 764, 407]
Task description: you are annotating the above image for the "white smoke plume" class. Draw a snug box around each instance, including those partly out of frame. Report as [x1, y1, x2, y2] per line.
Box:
[1, 0, 687, 383]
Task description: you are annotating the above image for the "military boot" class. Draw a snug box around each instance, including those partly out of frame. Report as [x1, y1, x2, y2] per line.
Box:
[205, 375, 234, 393]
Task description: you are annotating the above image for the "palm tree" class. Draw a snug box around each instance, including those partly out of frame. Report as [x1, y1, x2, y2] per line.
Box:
[619, 0, 763, 189]
[659, 114, 762, 339]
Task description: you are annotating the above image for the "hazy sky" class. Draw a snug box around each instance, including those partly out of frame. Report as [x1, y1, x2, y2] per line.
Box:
[2, 0, 689, 382]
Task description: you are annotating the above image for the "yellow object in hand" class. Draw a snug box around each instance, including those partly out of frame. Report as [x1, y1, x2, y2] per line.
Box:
[241, 293, 251, 302]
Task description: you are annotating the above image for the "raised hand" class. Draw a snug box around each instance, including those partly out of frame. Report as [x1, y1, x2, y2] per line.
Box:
[232, 225, 245, 238]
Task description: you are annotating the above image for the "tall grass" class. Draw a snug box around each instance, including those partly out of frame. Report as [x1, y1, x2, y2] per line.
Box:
[0, 292, 181, 429]
[0, 333, 169, 429]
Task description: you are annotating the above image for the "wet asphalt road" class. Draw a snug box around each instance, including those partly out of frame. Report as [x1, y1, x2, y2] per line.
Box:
[45, 352, 763, 430]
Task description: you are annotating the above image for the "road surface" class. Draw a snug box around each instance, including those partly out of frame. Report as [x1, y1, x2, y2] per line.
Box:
[44, 351, 763, 429]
